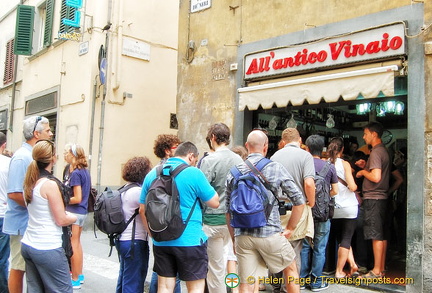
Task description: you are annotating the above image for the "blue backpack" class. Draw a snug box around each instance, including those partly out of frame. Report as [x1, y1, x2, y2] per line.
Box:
[229, 158, 273, 229]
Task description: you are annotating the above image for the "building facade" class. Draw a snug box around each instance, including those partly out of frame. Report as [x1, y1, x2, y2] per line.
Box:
[0, 0, 180, 190]
[177, 0, 431, 292]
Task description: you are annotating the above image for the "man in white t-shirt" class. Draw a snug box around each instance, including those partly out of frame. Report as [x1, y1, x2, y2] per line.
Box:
[0, 132, 11, 292]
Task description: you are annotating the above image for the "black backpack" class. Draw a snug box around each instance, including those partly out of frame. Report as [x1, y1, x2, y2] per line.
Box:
[93, 183, 140, 256]
[145, 164, 198, 242]
[311, 161, 335, 222]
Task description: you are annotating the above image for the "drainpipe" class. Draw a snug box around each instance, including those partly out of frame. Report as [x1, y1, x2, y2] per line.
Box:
[88, 76, 98, 173]
[96, 0, 113, 192]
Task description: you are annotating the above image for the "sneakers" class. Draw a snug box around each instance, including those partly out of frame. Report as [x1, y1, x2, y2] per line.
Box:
[311, 282, 329, 292]
[78, 274, 85, 284]
[300, 284, 306, 290]
[71, 279, 81, 290]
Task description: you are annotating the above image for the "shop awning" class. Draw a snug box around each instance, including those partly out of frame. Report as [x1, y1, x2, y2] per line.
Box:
[238, 65, 399, 111]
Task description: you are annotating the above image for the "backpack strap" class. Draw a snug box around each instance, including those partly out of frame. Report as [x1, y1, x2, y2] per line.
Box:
[163, 163, 197, 228]
[318, 161, 332, 178]
[118, 182, 142, 258]
[245, 158, 283, 206]
[169, 163, 190, 177]
[254, 157, 272, 172]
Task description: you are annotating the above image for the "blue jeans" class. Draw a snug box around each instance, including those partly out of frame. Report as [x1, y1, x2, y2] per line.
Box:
[21, 243, 73, 293]
[149, 271, 181, 293]
[115, 240, 149, 293]
[300, 220, 331, 288]
[0, 217, 10, 293]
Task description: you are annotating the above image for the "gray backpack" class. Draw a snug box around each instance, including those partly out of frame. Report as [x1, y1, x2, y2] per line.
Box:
[145, 164, 198, 242]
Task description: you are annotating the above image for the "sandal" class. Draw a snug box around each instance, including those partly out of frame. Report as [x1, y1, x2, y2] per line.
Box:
[350, 271, 360, 278]
[335, 273, 348, 279]
[361, 270, 383, 279]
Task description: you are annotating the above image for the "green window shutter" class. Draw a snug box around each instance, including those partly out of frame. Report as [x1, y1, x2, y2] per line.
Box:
[43, 0, 55, 47]
[14, 5, 34, 56]
[60, 0, 76, 33]
[59, 0, 67, 33]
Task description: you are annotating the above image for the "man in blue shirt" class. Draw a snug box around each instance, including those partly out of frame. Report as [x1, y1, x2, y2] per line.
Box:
[139, 141, 219, 293]
[3, 116, 53, 293]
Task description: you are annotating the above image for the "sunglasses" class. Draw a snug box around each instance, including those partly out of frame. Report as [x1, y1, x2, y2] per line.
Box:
[32, 116, 42, 133]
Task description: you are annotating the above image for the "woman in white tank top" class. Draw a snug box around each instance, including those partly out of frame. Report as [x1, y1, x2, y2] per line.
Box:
[21, 140, 77, 292]
[328, 137, 359, 279]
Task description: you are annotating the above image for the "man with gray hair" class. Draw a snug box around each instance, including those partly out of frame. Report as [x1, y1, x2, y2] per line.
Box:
[226, 130, 305, 293]
[0, 132, 11, 292]
[3, 116, 53, 293]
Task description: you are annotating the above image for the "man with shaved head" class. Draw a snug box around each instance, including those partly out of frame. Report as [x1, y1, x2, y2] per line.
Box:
[226, 130, 305, 293]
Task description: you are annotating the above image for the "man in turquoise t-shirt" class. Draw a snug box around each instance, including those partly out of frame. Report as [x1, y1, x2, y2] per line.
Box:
[140, 141, 219, 293]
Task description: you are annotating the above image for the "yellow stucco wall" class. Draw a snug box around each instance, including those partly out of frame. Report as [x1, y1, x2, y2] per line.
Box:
[177, 0, 414, 153]
[1, 0, 180, 187]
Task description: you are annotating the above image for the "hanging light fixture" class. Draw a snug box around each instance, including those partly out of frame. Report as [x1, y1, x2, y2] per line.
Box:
[356, 103, 371, 115]
[376, 104, 386, 117]
[394, 101, 405, 115]
[326, 114, 335, 128]
[384, 101, 396, 113]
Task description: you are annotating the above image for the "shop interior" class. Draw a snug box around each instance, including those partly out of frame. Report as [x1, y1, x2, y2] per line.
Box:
[249, 89, 408, 289]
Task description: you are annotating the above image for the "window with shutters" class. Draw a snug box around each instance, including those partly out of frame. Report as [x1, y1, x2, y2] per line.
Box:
[14, 5, 34, 56]
[59, 0, 77, 34]
[37, 0, 55, 50]
[3, 40, 15, 85]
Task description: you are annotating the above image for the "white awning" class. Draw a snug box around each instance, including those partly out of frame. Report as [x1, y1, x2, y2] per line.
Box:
[238, 65, 399, 111]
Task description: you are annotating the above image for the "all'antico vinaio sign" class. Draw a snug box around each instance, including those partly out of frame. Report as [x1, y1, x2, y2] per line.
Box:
[244, 23, 406, 80]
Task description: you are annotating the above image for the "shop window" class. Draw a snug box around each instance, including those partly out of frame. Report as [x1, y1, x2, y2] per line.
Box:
[3, 39, 14, 85]
[14, 5, 35, 56]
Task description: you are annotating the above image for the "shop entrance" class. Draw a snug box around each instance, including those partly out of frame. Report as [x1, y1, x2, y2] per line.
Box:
[251, 95, 408, 290]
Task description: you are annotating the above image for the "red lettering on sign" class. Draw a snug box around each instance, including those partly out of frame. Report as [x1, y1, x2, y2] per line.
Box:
[308, 52, 317, 64]
[317, 51, 327, 62]
[389, 36, 403, 50]
[246, 59, 258, 75]
[245, 28, 404, 77]
[329, 41, 349, 60]
[381, 33, 390, 51]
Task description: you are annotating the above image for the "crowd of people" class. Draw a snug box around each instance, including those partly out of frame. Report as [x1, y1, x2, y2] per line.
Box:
[0, 116, 405, 293]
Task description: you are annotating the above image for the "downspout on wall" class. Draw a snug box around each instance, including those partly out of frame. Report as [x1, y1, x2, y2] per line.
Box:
[96, 0, 113, 191]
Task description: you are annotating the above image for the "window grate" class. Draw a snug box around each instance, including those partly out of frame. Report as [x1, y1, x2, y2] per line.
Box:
[26, 92, 57, 115]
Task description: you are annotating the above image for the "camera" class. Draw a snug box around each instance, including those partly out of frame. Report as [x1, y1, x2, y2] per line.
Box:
[278, 201, 293, 215]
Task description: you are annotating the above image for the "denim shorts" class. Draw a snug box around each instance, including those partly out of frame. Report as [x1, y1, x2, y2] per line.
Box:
[71, 213, 87, 227]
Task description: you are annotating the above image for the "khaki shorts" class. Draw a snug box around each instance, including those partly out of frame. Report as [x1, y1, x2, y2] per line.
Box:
[235, 233, 295, 283]
[10, 235, 25, 271]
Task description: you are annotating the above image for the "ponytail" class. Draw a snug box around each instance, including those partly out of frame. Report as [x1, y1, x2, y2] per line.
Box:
[24, 161, 40, 204]
[327, 137, 344, 164]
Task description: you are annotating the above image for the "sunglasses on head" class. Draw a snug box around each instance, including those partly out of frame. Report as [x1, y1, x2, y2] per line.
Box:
[32, 116, 42, 133]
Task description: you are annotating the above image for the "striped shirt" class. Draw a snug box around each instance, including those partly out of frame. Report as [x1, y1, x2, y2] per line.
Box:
[226, 153, 305, 237]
